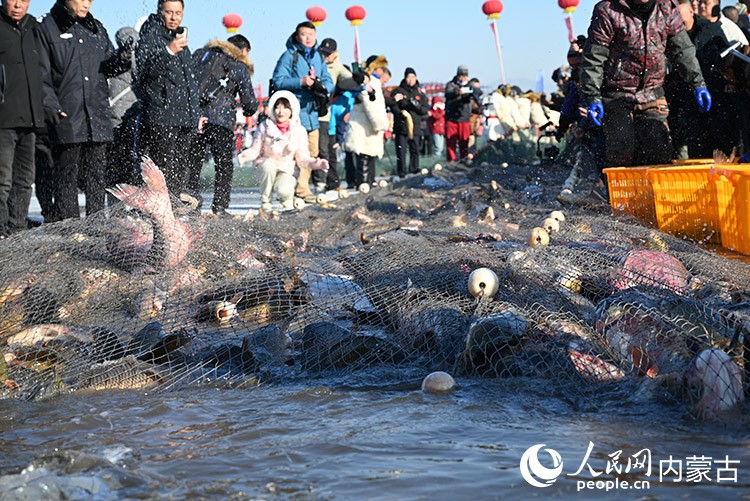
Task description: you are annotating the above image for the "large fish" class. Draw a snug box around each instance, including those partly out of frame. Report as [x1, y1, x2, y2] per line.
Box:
[107, 157, 202, 270]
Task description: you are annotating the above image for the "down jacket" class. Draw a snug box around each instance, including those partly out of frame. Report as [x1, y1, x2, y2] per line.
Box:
[390, 79, 429, 137]
[241, 91, 320, 175]
[136, 13, 201, 129]
[36, 1, 129, 144]
[580, 0, 705, 105]
[271, 35, 334, 132]
[345, 76, 389, 158]
[193, 40, 258, 131]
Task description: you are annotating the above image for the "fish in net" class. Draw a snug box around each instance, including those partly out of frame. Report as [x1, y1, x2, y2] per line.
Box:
[0, 158, 747, 422]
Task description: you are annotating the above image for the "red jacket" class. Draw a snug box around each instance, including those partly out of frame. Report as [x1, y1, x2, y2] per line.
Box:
[428, 105, 445, 135]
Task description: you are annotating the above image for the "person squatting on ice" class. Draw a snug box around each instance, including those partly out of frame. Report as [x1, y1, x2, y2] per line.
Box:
[237, 91, 328, 211]
[271, 21, 334, 201]
[579, 0, 711, 167]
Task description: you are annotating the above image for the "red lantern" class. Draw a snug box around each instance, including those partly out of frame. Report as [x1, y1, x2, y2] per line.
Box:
[558, 0, 580, 14]
[482, 0, 503, 20]
[306, 6, 327, 27]
[345, 5, 366, 26]
[222, 13, 243, 33]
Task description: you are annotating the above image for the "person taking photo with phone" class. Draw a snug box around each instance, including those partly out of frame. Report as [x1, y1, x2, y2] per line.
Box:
[136, 0, 203, 202]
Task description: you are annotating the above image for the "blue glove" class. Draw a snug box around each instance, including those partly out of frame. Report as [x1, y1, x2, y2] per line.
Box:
[695, 87, 712, 113]
[586, 102, 604, 127]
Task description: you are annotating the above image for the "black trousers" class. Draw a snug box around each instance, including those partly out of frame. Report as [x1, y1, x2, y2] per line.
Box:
[34, 134, 54, 222]
[313, 122, 341, 190]
[395, 134, 420, 176]
[144, 124, 195, 196]
[50, 142, 107, 221]
[0, 128, 35, 232]
[601, 97, 672, 167]
[107, 119, 140, 187]
[187, 124, 235, 210]
[688, 91, 741, 159]
[354, 153, 376, 187]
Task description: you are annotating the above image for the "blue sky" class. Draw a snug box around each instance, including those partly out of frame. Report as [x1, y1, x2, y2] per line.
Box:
[36, 0, 604, 93]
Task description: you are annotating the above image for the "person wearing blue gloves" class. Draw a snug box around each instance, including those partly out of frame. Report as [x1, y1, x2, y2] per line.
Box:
[579, 0, 710, 167]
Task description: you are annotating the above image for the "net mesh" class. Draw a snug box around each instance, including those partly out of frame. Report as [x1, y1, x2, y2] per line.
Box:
[0, 159, 747, 421]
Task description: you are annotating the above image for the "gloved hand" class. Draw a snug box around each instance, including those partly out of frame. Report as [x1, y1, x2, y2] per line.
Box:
[44, 109, 63, 127]
[695, 87, 712, 113]
[352, 71, 366, 86]
[586, 101, 604, 127]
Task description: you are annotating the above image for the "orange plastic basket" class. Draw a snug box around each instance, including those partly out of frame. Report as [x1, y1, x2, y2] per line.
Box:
[603, 166, 657, 225]
[670, 158, 716, 166]
[712, 164, 750, 255]
[648, 166, 720, 244]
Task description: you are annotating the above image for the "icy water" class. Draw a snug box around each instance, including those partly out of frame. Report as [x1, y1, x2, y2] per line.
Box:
[1, 378, 748, 500]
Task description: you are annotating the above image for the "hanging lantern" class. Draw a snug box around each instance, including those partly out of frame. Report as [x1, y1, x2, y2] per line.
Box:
[558, 0, 580, 14]
[222, 13, 243, 33]
[482, 0, 503, 20]
[345, 5, 366, 26]
[306, 6, 327, 27]
[558, 0, 580, 42]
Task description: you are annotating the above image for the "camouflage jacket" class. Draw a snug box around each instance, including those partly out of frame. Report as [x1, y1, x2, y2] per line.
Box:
[579, 0, 705, 105]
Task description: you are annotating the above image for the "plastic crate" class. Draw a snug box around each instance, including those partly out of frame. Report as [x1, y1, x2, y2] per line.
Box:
[648, 166, 720, 244]
[603, 166, 657, 225]
[712, 164, 750, 255]
[670, 158, 716, 166]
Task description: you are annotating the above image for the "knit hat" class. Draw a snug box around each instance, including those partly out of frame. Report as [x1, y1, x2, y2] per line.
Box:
[318, 38, 337, 56]
[457, 65, 469, 76]
[404, 67, 416, 77]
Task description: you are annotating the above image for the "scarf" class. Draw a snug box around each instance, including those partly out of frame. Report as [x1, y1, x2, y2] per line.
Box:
[628, 0, 656, 20]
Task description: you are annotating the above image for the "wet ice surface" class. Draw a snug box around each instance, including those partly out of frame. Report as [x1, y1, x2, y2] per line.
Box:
[1, 380, 748, 500]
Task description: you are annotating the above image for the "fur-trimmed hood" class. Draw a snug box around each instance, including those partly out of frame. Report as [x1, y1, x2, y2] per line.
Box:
[267, 90, 301, 124]
[207, 39, 254, 76]
[364, 55, 388, 75]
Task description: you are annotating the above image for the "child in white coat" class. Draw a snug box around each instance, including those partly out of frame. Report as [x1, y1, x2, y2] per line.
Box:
[238, 91, 328, 210]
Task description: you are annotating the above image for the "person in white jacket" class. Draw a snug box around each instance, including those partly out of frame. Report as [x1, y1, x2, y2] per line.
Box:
[344, 55, 390, 190]
[238, 91, 328, 211]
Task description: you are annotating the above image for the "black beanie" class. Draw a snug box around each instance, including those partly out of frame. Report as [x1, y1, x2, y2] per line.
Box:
[404, 67, 416, 77]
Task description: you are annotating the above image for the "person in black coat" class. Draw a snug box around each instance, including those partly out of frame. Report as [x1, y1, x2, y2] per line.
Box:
[136, 0, 202, 199]
[36, 0, 132, 221]
[187, 34, 258, 216]
[444, 65, 482, 161]
[390, 67, 429, 176]
[0, 0, 45, 236]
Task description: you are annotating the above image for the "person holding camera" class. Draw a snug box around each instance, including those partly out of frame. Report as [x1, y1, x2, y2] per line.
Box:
[390, 67, 429, 177]
[136, 0, 202, 199]
[36, 0, 134, 221]
[314, 38, 365, 194]
[444, 65, 482, 162]
[271, 21, 334, 201]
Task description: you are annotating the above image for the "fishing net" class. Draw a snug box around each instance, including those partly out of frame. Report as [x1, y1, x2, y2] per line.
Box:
[0, 157, 747, 422]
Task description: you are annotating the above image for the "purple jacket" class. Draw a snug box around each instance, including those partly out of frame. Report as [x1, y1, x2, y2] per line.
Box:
[580, 0, 705, 105]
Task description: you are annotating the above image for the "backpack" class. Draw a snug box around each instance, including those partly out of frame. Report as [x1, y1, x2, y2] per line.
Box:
[268, 50, 329, 115]
[197, 49, 231, 107]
